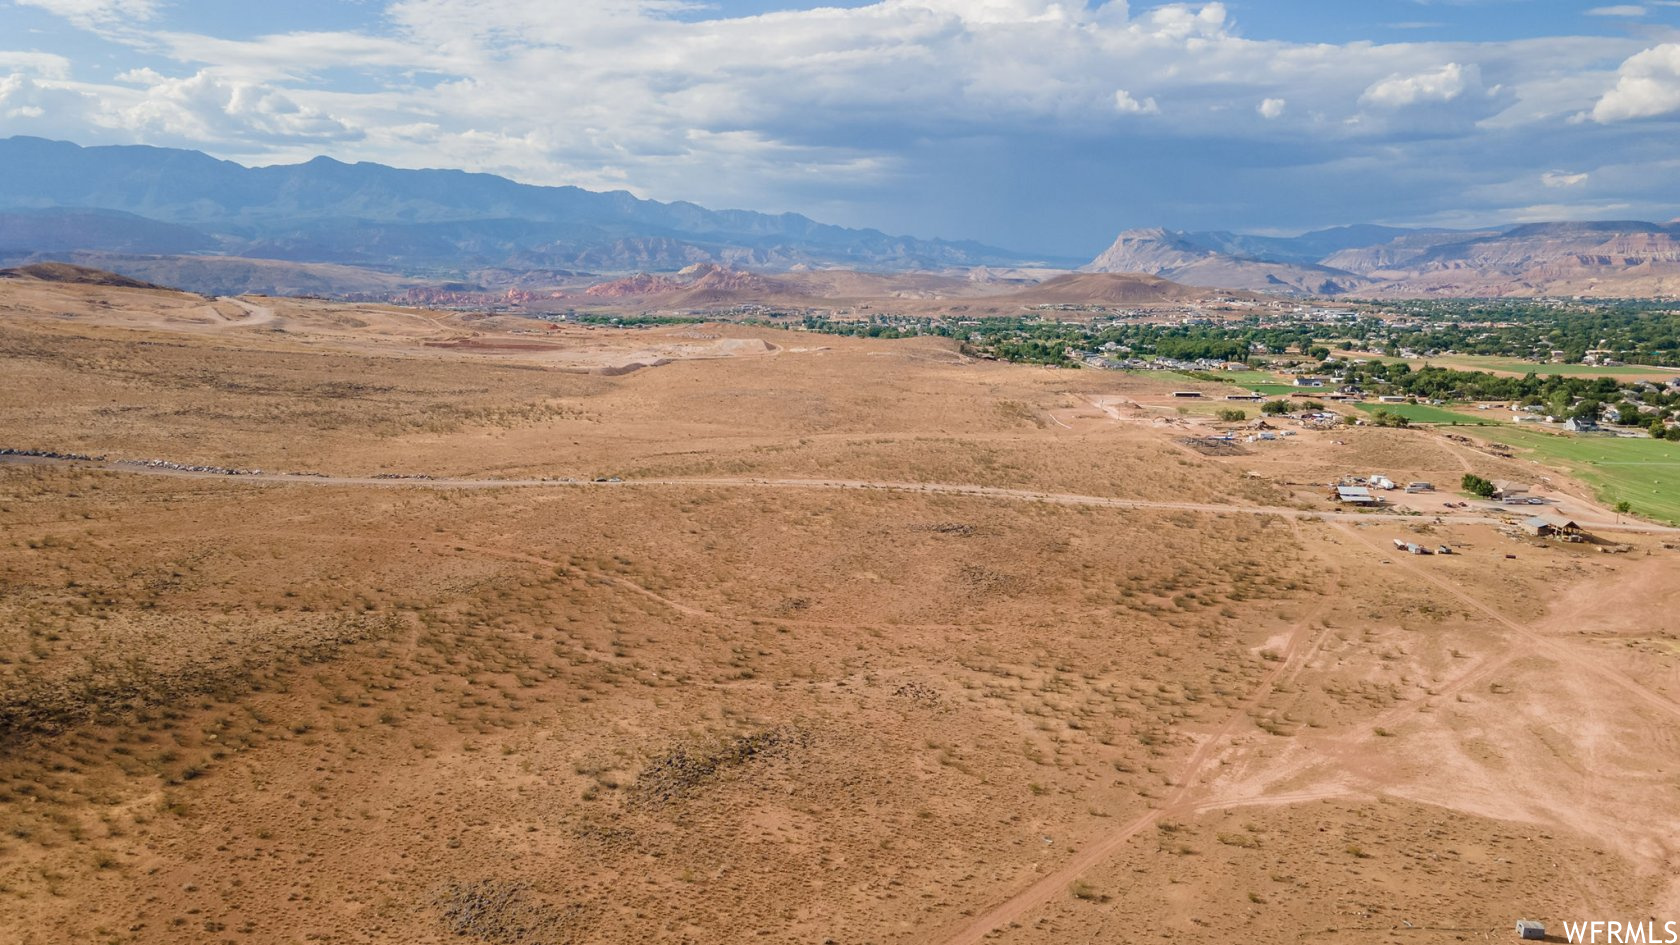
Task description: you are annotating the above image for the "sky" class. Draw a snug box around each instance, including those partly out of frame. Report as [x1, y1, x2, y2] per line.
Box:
[2, 1, 1680, 257]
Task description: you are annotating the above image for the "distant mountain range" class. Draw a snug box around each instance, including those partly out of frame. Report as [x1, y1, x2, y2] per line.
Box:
[1084, 222, 1680, 297]
[0, 136, 1062, 283]
[4, 136, 1680, 300]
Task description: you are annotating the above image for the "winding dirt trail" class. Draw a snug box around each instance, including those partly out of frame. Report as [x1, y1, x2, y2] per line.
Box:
[223, 297, 279, 329]
[1333, 523, 1680, 724]
[930, 520, 1679, 945]
[929, 586, 1340, 945]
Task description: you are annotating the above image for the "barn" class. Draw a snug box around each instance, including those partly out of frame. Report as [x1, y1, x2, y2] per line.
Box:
[1521, 517, 1581, 538]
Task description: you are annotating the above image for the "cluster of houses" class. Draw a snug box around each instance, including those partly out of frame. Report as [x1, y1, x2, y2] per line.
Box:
[1275, 369, 1393, 405]
[1091, 343, 1677, 437]
[1505, 403, 1603, 432]
[1611, 377, 1680, 433]
[1086, 352, 1245, 373]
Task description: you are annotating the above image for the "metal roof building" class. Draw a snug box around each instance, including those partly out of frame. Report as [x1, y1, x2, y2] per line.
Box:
[1336, 486, 1379, 506]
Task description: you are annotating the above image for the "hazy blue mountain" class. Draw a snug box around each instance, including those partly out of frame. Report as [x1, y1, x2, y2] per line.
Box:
[1175, 225, 1466, 265]
[0, 136, 1055, 272]
[0, 208, 218, 256]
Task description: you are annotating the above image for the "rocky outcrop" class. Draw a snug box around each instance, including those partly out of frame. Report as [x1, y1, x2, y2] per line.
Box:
[1087, 221, 1680, 297]
[1084, 228, 1371, 295]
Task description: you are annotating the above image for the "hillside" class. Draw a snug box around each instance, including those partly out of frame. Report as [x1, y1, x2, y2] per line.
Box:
[0, 208, 217, 256]
[0, 262, 162, 289]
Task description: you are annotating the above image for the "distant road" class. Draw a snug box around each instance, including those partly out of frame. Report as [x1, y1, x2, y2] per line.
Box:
[7, 452, 1678, 535]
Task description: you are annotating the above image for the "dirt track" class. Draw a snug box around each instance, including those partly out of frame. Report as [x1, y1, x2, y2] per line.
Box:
[931, 583, 1342, 945]
[6, 453, 1677, 536]
[929, 518, 1680, 945]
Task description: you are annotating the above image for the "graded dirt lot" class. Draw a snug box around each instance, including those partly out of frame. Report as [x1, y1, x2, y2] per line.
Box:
[2, 277, 1678, 945]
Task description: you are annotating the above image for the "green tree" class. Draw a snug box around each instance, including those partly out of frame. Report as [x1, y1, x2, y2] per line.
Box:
[1217, 408, 1247, 422]
[1461, 473, 1496, 498]
[1261, 400, 1291, 416]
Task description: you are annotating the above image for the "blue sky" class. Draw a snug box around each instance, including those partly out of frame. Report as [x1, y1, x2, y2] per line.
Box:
[2, 1, 1680, 256]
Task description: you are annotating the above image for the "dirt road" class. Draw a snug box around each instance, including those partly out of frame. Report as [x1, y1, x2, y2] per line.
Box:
[6, 452, 1677, 535]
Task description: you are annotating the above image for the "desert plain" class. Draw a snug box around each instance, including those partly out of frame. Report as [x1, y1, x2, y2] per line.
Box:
[2, 271, 1679, 945]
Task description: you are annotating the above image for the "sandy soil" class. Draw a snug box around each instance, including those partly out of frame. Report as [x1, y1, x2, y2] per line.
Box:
[2, 278, 1678, 945]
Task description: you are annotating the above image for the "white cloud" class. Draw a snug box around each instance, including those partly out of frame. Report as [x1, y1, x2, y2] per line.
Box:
[4, 1, 1626, 175]
[13, 0, 160, 29]
[108, 68, 360, 143]
[1140, 2, 1227, 40]
[1585, 5, 1647, 16]
[1542, 170, 1589, 188]
[4, 0, 1676, 238]
[1360, 62, 1468, 107]
[900, 0, 1094, 25]
[1114, 89, 1160, 114]
[1591, 43, 1680, 121]
[0, 51, 72, 80]
[0, 71, 113, 137]
[144, 31, 431, 84]
[1504, 201, 1633, 222]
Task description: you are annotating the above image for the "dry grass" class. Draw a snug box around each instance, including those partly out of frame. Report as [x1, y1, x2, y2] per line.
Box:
[1, 279, 1676, 945]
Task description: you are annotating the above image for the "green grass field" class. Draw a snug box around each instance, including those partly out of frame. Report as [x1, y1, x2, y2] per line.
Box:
[1333, 351, 1680, 379]
[1138, 371, 1208, 386]
[1353, 402, 1496, 425]
[1429, 355, 1680, 379]
[1172, 369, 1314, 397]
[1213, 370, 1282, 386]
[1469, 427, 1680, 525]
